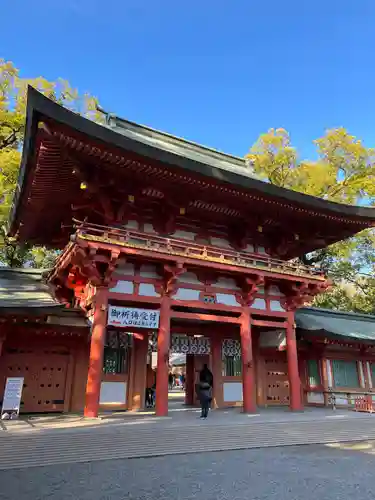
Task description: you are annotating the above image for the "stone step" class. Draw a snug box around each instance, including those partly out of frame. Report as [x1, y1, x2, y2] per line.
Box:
[1, 417, 375, 470]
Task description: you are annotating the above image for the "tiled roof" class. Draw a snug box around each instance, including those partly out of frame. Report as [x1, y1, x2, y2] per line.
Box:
[0, 268, 61, 310]
[296, 307, 375, 342]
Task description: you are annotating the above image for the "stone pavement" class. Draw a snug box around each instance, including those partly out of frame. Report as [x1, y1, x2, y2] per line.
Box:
[1, 404, 375, 470]
[2, 444, 375, 500]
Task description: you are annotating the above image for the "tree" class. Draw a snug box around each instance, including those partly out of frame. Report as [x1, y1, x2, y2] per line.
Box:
[246, 128, 375, 314]
[0, 59, 102, 268]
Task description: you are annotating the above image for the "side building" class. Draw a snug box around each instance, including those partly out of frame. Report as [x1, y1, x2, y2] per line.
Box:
[3, 86, 375, 416]
[1, 270, 375, 414]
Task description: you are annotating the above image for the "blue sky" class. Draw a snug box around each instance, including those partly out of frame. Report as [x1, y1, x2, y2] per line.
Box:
[2, 1, 375, 159]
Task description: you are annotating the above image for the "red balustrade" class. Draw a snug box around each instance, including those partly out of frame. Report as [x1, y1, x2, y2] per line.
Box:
[54, 220, 326, 281]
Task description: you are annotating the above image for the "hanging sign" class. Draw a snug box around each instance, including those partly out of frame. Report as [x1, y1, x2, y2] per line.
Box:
[1, 377, 24, 420]
[108, 305, 160, 329]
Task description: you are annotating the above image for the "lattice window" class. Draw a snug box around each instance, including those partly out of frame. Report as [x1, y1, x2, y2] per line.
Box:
[148, 331, 158, 354]
[332, 360, 359, 388]
[223, 356, 242, 377]
[103, 347, 129, 374]
[222, 339, 242, 377]
[307, 359, 321, 387]
[222, 339, 241, 357]
[170, 335, 211, 354]
[103, 330, 130, 374]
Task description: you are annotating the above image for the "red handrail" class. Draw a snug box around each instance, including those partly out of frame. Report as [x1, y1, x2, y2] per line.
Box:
[70, 220, 324, 279]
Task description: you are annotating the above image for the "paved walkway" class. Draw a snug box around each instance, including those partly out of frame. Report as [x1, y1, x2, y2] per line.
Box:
[1, 393, 373, 434]
[1, 404, 373, 434]
[2, 444, 375, 499]
[1, 401, 375, 470]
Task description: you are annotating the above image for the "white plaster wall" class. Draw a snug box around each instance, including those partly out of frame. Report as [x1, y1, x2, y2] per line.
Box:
[306, 392, 324, 404]
[110, 280, 134, 294]
[125, 219, 139, 230]
[172, 229, 197, 241]
[177, 272, 201, 285]
[214, 277, 239, 290]
[139, 283, 160, 297]
[333, 394, 355, 406]
[211, 237, 232, 248]
[223, 382, 243, 402]
[245, 244, 254, 253]
[99, 382, 127, 405]
[268, 285, 284, 296]
[174, 288, 201, 301]
[251, 298, 266, 310]
[139, 264, 160, 278]
[216, 293, 241, 306]
[270, 300, 285, 312]
[116, 262, 135, 275]
[144, 223, 156, 234]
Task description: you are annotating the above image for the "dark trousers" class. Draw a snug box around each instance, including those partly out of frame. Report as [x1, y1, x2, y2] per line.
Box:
[201, 400, 209, 418]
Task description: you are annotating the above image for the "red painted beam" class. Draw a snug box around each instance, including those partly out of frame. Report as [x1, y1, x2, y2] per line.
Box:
[171, 310, 241, 324]
[251, 319, 288, 328]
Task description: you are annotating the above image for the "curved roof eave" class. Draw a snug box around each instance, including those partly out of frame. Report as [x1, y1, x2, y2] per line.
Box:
[9, 86, 375, 235]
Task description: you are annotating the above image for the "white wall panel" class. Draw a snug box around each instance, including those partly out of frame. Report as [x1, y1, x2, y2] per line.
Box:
[99, 382, 127, 405]
[223, 382, 243, 402]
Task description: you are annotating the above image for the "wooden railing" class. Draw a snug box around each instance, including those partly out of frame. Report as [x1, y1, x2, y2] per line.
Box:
[72, 220, 325, 280]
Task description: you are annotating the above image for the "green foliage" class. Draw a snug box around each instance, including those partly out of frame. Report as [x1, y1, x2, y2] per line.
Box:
[0, 59, 101, 268]
[247, 128, 375, 314]
[247, 127, 375, 203]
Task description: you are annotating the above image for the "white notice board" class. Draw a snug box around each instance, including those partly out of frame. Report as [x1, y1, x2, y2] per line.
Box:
[108, 305, 160, 329]
[1, 377, 24, 419]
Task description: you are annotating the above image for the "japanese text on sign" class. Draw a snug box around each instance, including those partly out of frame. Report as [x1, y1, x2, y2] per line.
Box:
[1, 377, 24, 419]
[108, 306, 160, 329]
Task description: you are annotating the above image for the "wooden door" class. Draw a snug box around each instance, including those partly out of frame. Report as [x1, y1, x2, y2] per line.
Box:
[0, 348, 69, 413]
[264, 356, 290, 406]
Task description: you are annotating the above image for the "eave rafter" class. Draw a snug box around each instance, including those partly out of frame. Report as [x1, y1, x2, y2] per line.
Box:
[280, 280, 331, 311]
[13, 94, 375, 257]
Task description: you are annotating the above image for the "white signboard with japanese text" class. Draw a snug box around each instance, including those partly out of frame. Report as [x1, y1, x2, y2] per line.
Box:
[1, 377, 24, 419]
[108, 306, 160, 329]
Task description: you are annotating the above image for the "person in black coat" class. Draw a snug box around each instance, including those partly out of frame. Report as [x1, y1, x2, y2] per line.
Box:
[198, 364, 213, 419]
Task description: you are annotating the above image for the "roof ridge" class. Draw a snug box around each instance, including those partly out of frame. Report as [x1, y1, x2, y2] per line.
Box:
[300, 306, 375, 321]
[106, 115, 248, 166]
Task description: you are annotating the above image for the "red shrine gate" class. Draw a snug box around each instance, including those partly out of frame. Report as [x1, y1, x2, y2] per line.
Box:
[6, 87, 375, 417]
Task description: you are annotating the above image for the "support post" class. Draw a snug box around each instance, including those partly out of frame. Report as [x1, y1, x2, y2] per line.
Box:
[240, 309, 256, 413]
[321, 357, 329, 406]
[286, 312, 303, 411]
[0, 335, 5, 358]
[129, 333, 149, 410]
[84, 287, 108, 418]
[210, 335, 223, 409]
[155, 297, 171, 417]
[185, 354, 195, 406]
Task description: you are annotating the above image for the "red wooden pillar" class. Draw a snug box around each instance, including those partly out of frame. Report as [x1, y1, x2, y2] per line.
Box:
[211, 335, 223, 409]
[185, 354, 195, 405]
[240, 309, 256, 413]
[0, 335, 5, 358]
[321, 356, 329, 406]
[156, 297, 171, 417]
[128, 334, 149, 410]
[286, 312, 303, 411]
[84, 287, 108, 418]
